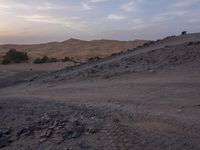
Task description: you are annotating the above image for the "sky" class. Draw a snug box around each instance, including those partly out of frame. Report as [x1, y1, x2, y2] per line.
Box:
[0, 0, 200, 44]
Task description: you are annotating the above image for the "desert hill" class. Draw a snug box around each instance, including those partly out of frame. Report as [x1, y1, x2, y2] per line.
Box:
[0, 39, 146, 61]
[33, 32, 200, 80]
[0, 33, 200, 150]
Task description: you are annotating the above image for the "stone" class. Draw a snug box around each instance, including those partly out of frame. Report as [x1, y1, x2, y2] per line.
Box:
[29, 75, 39, 82]
[0, 134, 10, 148]
[91, 116, 96, 120]
[39, 138, 47, 143]
[177, 109, 182, 113]
[0, 128, 11, 135]
[62, 147, 73, 150]
[62, 121, 85, 139]
[79, 142, 91, 150]
[49, 120, 58, 129]
[17, 127, 33, 137]
[40, 114, 51, 123]
[86, 125, 98, 134]
[40, 129, 52, 138]
[147, 69, 156, 73]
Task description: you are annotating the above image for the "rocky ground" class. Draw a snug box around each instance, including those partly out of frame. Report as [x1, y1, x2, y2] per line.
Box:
[0, 99, 136, 150]
[0, 33, 200, 150]
[1, 98, 199, 150]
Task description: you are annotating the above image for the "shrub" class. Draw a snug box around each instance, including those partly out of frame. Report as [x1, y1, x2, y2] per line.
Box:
[33, 56, 49, 64]
[62, 57, 72, 62]
[1, 59, 11, 65]
[48, 57, 59, 63]
[33, 56, 59, 64]
[33, 58, 43, 64]
[87, 56, 101, 62]
[187, 41, 200, 46]
[1, 49, 29, 64]
[41, 56, 49, 63]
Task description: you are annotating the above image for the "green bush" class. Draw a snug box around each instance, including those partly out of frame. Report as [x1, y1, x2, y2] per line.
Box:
[33, 58, 43, 64]
[33, 56, 59, 64]
[33, 56, 49, 64]
[1, 59, 11, 65]
[1, 49, 29, 64]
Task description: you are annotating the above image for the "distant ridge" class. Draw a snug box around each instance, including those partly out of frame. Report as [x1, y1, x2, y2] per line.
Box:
[0, 39, 147, 61]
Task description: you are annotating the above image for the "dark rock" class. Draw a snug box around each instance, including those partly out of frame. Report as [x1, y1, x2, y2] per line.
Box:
[62, 121, 85, 139]
[125, 65, 129, 68]
[86, 125, 98, 134]
[17, 126, 33, 137]
[102, 75, 110, 79]
[29, 75, 39, 82]
[39, 138, 47, 143]
[49, 120, 58, 129]
[54, 75, 59, 79]
[41, 129, 52, 138]
[40, 114, 51, 123]
[79, 142, 92, 150]
[71, 127, 84, 138]
[63, 147, 73, 150]
[0, 128, 11, 135]
[0, 134, 10, 148]
[111, 117, 120, 123]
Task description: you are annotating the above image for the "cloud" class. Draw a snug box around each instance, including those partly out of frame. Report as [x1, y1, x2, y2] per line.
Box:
[152, 10, 188, 23]
[161, 10, 187, 18]
[173, 0, 198, 7]
[131, 18, 144, 29]
[81, 3, 94, 10]
[0, 2, 70, 11]
[188, 18, 200, 23]
[132, 18, 142, 24]
[0, 4, 11, 9]
[90, 0, 108, 3]
[121, 0, 142, 12]
[20, 15, 86, 31]
[107, 14, 127, 20]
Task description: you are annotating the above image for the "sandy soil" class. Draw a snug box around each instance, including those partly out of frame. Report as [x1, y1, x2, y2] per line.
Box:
[0, 33, 200, 150]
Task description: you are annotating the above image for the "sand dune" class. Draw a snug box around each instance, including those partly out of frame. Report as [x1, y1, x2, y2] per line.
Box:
[0, 39, 146, 61]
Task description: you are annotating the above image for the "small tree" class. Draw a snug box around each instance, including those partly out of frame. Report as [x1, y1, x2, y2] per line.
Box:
[33, 56, 59, 64]
[1, 49, 29, 64]
[33, 58, 43, 64]
[33, 56, 49, 64]
[41, 56, 49, 63]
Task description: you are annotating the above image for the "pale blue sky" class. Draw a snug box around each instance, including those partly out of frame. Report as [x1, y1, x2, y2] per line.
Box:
[0, 0, 200, 44]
